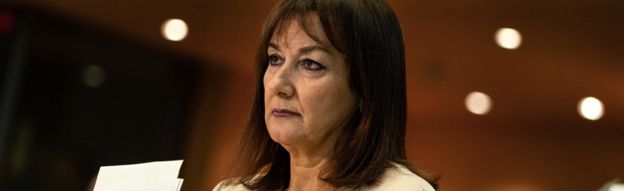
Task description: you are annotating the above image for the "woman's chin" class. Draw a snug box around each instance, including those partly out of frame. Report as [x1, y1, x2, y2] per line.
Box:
[267, 129, 301, 147]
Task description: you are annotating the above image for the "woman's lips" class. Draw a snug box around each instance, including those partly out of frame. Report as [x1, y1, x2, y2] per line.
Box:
[272, 108, 301, 117]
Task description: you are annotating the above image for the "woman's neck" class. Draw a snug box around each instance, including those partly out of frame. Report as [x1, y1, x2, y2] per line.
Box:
[281, 127, 343, 190]
[287, 157, 335, 191]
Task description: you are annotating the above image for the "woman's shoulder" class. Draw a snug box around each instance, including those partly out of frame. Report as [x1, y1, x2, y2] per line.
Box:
[363, 162, 435, 191]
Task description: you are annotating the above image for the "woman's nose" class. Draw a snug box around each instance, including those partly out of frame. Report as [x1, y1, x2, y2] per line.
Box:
[268, 63, 295, 99]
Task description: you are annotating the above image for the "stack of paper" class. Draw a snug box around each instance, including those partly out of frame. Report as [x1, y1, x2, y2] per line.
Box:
[94, 160, 184, 191]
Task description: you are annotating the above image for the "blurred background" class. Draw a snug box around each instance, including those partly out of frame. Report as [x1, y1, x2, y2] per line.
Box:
[0, 0, 623, 191]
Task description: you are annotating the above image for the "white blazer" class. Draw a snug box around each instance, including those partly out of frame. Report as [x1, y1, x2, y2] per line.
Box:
[213, 163, 435, 191]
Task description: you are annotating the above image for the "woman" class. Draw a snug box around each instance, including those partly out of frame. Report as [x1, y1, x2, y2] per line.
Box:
[214, 0, 437, 190]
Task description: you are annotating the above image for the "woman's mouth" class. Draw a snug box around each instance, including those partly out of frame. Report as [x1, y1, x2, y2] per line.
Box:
[272, 108, 301, 117]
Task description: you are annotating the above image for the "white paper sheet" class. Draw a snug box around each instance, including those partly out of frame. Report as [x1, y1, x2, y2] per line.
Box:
[93, 160, 184, 191]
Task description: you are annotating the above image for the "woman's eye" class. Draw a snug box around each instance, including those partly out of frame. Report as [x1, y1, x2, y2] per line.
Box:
[301, 59, 324, 71]
[268, 54, 283, 66]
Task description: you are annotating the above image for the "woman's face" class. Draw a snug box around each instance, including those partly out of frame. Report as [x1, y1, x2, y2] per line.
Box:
[263, 16, 358, 151]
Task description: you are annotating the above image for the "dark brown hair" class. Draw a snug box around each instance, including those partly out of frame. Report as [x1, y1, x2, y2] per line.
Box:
[231, 0, 438, 190]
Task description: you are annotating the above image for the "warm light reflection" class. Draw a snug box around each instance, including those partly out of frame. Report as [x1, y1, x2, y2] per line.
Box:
[495, 27, 522, 49]
[465, 91, 492, 115]
[578, 97, 604, 121]
[161, 19, 188, 41]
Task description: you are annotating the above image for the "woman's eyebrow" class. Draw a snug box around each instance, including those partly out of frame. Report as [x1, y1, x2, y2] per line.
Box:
[298, 45, 330, 55]
[268, 42, 330, 55]
[268, 42, 281, 51]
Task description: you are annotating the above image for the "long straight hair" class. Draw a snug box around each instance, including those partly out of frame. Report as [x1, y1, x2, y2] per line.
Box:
[231, 0, 438, 190]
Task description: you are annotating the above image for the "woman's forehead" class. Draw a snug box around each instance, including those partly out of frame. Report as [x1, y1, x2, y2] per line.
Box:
[270, 13, 331, 48]
[271, 20, 322, 48]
